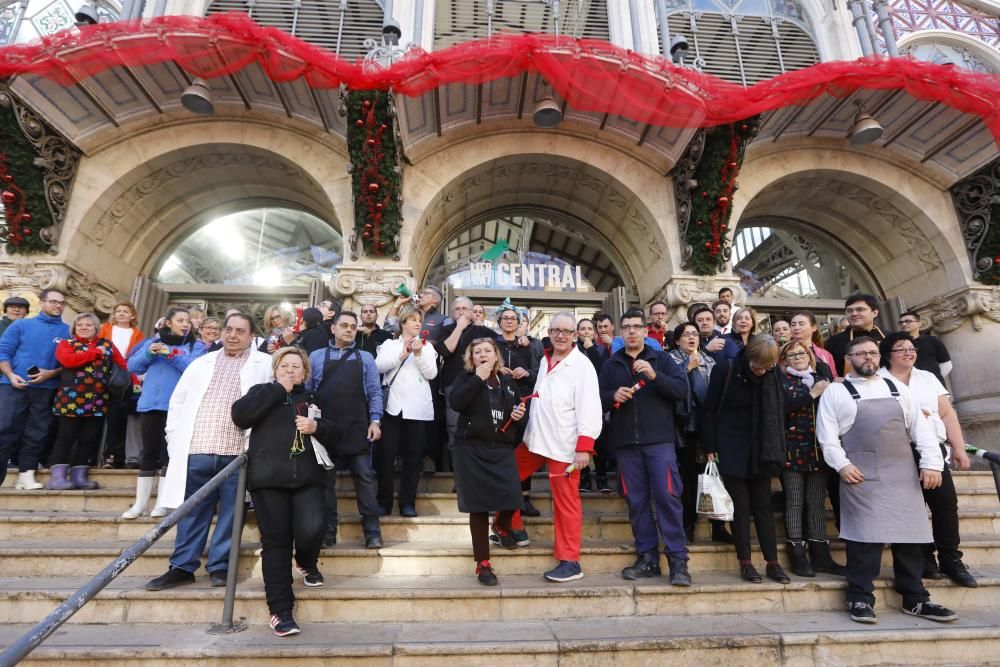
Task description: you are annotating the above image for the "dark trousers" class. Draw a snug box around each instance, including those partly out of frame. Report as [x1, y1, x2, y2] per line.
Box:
[101, 399, 135, 464]
[325, 448, 380, 537]
[138, 410, 169, 476]
[722, 474, 779, 562]
[845, 540, 929, 608]
[923, 445, 961, 565]
[49, 416, 106, 467]
[618, 443, 688, 558]
[251, 485, 326, 614]
[470, 510, 514, 562]
[676, 438, 699, 534]
[0, 385, 55, 485]
[425, 389, 447, 470]
[375, 413, 426, 511]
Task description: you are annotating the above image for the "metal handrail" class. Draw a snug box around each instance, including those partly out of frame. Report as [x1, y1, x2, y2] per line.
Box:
[0, 455, 248, 667]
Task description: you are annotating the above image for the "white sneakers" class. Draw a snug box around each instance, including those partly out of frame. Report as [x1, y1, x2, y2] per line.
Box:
[14, 470, 43, 490]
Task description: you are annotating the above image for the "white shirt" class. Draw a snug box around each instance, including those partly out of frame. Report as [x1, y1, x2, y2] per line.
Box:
[374, 338, 438, 421]
[816, 373, 943, 473]
[523, 346, 603, 463]
[714, 323, 732, 335]
[879, 367, 949, 443]
[111, 325, 133, 356]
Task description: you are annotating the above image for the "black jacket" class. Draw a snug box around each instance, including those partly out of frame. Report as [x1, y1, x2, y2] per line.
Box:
[448, 371, 523, 447]
[434, 323, 498, 388]
[355, 326, 392, 357]
[496, 335, 543, 396]
[231, 382, 339, 491]
[598, 346, 688, 447]
[298, 326, 330, 355]
[825, 327, 885, 377]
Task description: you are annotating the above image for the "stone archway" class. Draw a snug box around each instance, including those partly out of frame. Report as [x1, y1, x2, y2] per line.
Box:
[400, 134, 679, 303]
[56, 120, 353, 298]
[732, 143, 971, 307]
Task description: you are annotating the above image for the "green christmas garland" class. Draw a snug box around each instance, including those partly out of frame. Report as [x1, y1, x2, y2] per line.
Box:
[0, 98, 53, 253]
[346, 89, 402, 258]
[685, 118, 760, 275]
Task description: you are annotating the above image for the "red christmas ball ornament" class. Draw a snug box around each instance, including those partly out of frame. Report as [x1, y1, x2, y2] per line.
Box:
[740, 123, 749, 131]
[3, 174, 12, 183]
[355, 119, 364, 127]
[704, 242, 712, 249]
[362, 231, 370, 239]
[1, 191, 15, 205]
[21, 213, 31, 223]
[718, 196, 729, 205]
[23, 228, 31, 235]
[375, 203, 384, 212]
[729, 162, 738, 169]
[367, 138, 376, 147]
[368, 182, 380, 193]
[362, 99, 371, 108]
[696, 220, 703, 226]
[701, 191, 708, 198]
[720, 224, 727, 231]
[380, 124, 387, 131]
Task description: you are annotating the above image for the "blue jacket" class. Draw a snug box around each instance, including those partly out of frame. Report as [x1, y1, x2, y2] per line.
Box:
[700, 332, 739, 363]
[598, 345, 688, 447]
[306, 342, 383, 423]
[0, 312, 70, 389]
[128, 336, 203, 412]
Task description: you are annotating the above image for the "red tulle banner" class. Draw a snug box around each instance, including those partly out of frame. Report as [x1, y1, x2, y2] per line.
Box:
[2, 12, 999, 143]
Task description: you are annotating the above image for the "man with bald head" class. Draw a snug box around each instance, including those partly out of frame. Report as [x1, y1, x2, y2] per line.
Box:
[505, 312, 603, 582]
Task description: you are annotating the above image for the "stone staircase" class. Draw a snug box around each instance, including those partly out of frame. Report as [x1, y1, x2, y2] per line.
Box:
[1, 468, 999, 666]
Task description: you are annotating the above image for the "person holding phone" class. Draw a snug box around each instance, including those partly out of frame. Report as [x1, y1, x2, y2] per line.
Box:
[448, 338, 526, 586]
[0, 289, 70, 490]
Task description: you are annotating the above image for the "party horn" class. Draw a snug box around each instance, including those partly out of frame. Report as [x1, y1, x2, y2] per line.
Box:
[500, 392, 539, 432]
[397, 283, 412, 298]
[613, 379, 646, 409]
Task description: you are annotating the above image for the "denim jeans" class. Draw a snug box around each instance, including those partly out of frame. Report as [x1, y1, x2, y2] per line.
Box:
[0, 385, 55, 486]
[170, 454, 240, 574]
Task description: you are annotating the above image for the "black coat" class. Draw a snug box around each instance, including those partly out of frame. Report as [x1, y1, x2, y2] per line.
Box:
[298, 326, 330, 355]
[825, 327, 885, 377]
[598, 346, 688, 448]
[434, 323, 498, 388]
[355, 326, 393, 357]
[231, 382, 339, 491]
[448, 371, 523, 447]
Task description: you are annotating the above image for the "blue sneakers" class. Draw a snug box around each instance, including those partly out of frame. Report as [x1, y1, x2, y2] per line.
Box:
[544, 560, 584, 582]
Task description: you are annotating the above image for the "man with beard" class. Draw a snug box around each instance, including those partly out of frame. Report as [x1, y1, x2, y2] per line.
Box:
[825, 294, 886, 377]
[713, 300, 732, 336]
[355, 303, 392, 356]
[816, 336, 955, 625]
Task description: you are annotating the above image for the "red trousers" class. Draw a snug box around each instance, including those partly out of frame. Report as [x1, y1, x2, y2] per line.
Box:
[510, 444, 582, 562]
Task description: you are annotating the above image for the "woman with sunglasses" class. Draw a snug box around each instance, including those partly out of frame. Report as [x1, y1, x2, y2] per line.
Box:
[777, 340, 844, 577]
[231, 347, 339, 637]
[702, 334, 790, 584]
[448, 337, 526, 586]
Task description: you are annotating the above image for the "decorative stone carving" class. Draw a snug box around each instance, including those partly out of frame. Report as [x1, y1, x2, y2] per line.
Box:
[919, 286, 1000, 334]
[951, 156, 998, 283]
[0, 258, 119, 315]
[91, 152, 325, 247]
[672, 129, 707, 270]
[0, 82, 82, 252]
[656, 275, 744, 322]
[330, 264, 415, 308]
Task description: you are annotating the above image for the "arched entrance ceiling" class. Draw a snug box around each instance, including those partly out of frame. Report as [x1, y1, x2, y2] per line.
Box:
[71, 143, 340, 288]
[738, 171, 962, 301]
[413, 154, 664, 296]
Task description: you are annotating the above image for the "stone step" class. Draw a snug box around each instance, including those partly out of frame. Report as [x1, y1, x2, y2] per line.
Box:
[2, 506, 999, 543]
[1, 536, 998, 579]
[4, 609, 1000, 666]
[0, 569, 996, 627]
[12, 467, 998, 494]
[2, 485, 996, 516]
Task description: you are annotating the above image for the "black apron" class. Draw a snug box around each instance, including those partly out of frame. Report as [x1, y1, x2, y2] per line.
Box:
[317, 347, 370, 457]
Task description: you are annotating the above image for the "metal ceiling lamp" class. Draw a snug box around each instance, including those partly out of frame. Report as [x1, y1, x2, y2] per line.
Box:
[848, 100, 883, 145]
[74, 2, 99, 25]
[532, 97, 562, 128]
[181, 78, 215, 115]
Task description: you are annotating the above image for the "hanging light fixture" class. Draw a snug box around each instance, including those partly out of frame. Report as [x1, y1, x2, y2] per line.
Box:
[532, 97, 562, 128]
[181, 78, 214, 115]
[848, 100, 883, 145]
[74, 2, 99, 25]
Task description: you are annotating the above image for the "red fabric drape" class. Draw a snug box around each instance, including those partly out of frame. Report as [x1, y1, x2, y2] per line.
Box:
[2, 12, 999, 143]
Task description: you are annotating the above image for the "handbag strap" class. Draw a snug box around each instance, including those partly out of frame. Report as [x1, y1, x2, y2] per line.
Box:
[715, 361, 734, 417]
[383, 343, 411, 392]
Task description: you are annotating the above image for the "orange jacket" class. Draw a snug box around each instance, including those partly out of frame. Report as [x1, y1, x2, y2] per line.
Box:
[98, 322, 144, 356]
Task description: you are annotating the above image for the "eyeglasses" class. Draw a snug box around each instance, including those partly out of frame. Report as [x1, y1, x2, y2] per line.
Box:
[679, 331, 699, 338]
[499, 316, 518, 322]
[783, 352, 809, 360]
[849, 351, 880, 359]
[749, 362, 776, 373]
[621, 324, 646, 332]
[898, 319, 919, 326]
[470, 338, 495, 345]
[891, 347, 917, 354]
[548, 328, 574, 338]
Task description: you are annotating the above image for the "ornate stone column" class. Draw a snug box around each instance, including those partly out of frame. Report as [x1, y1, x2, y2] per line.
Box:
[0, 256, 120, 316]
[917, 286, 1000, 447]
[329, 262, 416, 314]
[658, 274, 745, 325]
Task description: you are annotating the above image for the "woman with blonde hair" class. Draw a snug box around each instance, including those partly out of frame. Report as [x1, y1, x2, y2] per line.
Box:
[777, 339, 843, 577]
[703, 334, 790, 584]
[98, 301, 143, 469]
[448, 337, 526, 586]
[260, 305, 298, 354]
[727, 306, 759, 350]
[232, 346, 340, 636]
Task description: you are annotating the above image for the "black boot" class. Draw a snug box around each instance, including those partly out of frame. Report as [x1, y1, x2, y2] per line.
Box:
[322, 520, 338, 548]
[667, 555, 692, 586]
[922, 553, 944, 580]
[786, 540, 815, 577]
[521, 495, 541, 517]
[939, 554, 978, 588]
[710, 521, 734, 544]
[621, 552, 661, 580]
[807, 539, 846, 576]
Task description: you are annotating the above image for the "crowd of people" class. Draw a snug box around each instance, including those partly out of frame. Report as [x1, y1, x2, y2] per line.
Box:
[0, 284, 974, 636]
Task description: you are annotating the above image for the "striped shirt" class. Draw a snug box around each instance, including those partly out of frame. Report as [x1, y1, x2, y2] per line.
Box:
[188, 348, 251, 456]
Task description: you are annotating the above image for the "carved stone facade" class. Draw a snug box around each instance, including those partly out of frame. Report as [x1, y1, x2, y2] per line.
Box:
[330, 263, 415, 309]
[951, 156, 999, 283]
[657, 275, 744, 323]
[0, 256, 120, 315]
[919, 286, 1000, 334]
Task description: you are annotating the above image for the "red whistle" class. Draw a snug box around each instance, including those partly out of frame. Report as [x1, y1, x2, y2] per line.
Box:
[500, 392, 539, 433]
[614, 379, 646, 409]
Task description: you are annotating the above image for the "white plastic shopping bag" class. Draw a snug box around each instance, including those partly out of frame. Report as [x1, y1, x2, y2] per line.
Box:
[696, 461, 734, 522]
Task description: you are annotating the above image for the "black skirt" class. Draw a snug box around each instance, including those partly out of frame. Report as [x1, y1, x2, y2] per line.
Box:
[452, 438, 522, 514]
